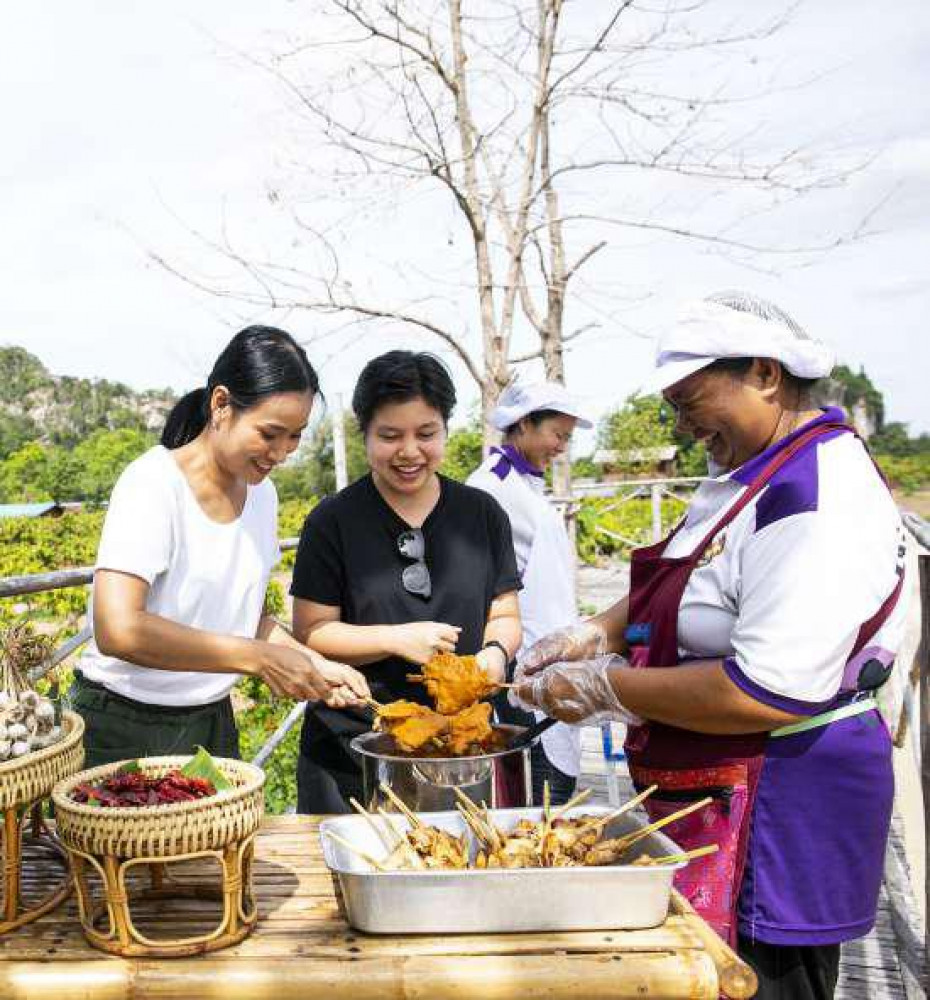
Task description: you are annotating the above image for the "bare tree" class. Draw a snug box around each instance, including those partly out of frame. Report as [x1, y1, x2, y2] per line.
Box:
[154, 1, 870, 447]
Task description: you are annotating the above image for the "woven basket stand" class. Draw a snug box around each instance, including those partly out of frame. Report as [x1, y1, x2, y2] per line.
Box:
[0, 708, 85, 934]
[52, 755, 266, 957]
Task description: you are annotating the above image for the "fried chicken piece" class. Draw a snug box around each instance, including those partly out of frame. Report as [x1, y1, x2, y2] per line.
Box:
[419, 652, 498, 715]
[446, 701, 493, 755]
[486, 837, 542, 868]
[406, 826, 470, 869]
[583, 837, 629, 867]
[375, 700, 450, 752]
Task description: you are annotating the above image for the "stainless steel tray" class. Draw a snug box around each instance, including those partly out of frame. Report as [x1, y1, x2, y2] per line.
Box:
[320, 805, 686, 934]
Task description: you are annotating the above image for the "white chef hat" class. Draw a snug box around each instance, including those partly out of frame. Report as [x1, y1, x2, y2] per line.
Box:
[638, 291, 835, 395]
[491, 380, 593, 431]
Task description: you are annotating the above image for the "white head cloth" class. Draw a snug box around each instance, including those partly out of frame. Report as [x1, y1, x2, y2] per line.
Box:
[491, 380, 593, 431]
[639, 292, 835, 395]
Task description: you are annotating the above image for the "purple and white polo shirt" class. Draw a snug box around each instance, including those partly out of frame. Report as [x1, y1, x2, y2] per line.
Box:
[664, 408, 909, 945]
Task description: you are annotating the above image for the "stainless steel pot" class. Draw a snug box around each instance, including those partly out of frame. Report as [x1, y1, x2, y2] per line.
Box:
[350, 724, 535, 812]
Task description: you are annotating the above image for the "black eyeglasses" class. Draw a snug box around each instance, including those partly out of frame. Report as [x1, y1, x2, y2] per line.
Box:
[397, 528, 431, 599]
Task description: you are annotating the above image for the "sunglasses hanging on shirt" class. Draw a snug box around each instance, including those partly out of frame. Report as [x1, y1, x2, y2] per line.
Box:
[397, 528, 431, 600]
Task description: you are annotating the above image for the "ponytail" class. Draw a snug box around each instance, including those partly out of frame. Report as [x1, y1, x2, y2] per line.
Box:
[161, 326, 320, 449]
[161, 387, 209, 449]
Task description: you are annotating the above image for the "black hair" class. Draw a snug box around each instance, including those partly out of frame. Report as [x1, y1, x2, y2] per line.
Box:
[504, 408, 564, 437]
[161, 325, 320, 449]
[705, 357, 819, 398]
[352, 351, 456, 434]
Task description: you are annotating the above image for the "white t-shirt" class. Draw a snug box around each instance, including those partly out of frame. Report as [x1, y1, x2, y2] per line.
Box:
[78, 445, 280, 707]
[468, 446, 582, 776]
[665, 418, 908, 708]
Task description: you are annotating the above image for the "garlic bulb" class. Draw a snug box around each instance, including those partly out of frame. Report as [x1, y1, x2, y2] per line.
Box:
[34, 701, 55, 724]
[0, 686, 63, 762]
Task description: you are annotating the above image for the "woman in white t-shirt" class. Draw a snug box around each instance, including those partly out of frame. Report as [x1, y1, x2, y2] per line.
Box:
[73, 326, 370, 767]
[467, 381, 592, 806]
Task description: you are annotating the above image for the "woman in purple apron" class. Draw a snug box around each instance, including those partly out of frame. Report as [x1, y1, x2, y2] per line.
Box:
[515, 293, 908, 1000]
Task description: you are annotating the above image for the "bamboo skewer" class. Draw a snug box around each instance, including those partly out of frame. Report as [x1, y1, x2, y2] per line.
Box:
[455, 804, 491, 846]
[324, 831, 388, 872]
[574, 784, 658, 838]
[452, 789, 502, 850]
[349, 797, 395, 853]
[614, 796, 713, 851]
[633, 844, 720, 867]
[376, 806, 406, 844]
[548, 786, 594, 822]
[374, 807, 425, 869]
[379, 782, 423, 829]
[405, 672, 515, 689]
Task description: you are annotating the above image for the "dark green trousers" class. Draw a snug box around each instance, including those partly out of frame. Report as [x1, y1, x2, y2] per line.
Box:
[69, 672, 240, 769]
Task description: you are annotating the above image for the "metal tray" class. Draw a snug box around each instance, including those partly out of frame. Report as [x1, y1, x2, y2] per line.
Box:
[319, 805, 686, 934]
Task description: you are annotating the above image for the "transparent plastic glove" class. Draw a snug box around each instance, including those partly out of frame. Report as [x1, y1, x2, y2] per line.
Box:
[513, 655, 641, 727]
[516, 621, 609, 679]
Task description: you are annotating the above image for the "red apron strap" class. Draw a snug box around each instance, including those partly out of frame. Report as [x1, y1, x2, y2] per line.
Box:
[851, 568, 905, 659]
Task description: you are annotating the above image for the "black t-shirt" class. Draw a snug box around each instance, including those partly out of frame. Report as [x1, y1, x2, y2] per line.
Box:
[290, 474, 521, 755]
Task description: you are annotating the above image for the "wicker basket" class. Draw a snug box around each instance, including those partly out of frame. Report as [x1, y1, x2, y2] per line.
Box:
[0, 709, 85, 933]
[0, 708, 85, 809]
[53, 756, 265, 858]
[52, 755, 266, 957]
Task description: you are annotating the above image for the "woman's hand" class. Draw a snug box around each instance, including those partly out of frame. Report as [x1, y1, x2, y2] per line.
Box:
[313, 655, 372, 709]
[514, 621, 608, 681]
[387, 621, 461, 665]
[514, 656, 640, 727]
[475, 645, 508, 685]
[256, 645, 369, 705]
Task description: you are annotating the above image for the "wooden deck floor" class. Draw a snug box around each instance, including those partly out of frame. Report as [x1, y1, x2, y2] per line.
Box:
[576, 729, 926, 1000]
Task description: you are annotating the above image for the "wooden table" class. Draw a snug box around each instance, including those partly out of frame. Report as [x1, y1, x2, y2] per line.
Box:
[0, 815, 719, 999]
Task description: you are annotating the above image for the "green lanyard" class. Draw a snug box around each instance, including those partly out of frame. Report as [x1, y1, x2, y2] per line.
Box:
[769, 697, 878, 739]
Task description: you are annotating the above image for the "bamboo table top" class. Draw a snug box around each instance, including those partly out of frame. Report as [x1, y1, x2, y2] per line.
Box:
[0, 815, 719, 999]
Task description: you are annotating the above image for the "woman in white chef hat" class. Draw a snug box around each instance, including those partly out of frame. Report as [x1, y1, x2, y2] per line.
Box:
[514, 292, 908, 998]
[467, 380, 592, 805]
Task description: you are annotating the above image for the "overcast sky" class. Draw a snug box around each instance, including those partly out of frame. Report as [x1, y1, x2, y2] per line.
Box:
[1, 1, 928, 449]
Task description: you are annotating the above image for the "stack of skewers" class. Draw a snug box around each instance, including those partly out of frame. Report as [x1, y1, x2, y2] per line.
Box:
[325, 781, 718, 872]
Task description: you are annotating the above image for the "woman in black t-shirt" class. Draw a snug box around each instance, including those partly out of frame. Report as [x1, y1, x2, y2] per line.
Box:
[290, 351, 522, 813]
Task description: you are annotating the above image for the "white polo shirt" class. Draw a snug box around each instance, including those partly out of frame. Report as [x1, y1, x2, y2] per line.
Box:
[666, 412, 908, 711]
[79, 446, 280, 706]
[468, 445, 582, 776]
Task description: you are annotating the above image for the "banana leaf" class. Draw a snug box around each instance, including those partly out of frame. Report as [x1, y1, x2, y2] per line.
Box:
[180, 745, 233, 791]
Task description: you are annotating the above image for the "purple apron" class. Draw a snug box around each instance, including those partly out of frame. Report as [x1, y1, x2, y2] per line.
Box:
[623, 421, 903, 944]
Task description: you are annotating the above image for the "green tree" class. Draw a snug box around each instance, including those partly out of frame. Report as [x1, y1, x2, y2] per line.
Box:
[272, 415, 368, 500]
[601, 395, 706, 477]
[0, 346, 51, 404]
[0, 442, 55, 502]
[440, 424, 483, 482]
[829, 364, 885, 431]
[0, 412, 40, 461]
[71, 428, 155, 502]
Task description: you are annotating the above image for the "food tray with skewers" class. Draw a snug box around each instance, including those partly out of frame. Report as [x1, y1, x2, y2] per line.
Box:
[320, 784, 718, 934]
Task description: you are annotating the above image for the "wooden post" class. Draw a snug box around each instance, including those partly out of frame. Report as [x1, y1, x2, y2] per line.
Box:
[332, 393, 348, 492]
[651, 483, 663, 542]
[919, 553, 929, 977]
